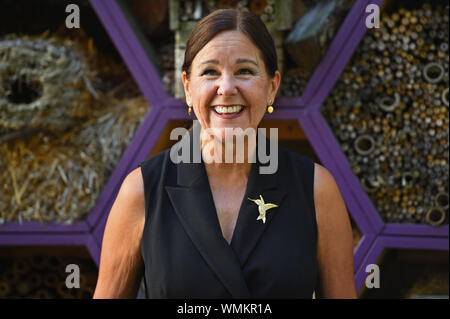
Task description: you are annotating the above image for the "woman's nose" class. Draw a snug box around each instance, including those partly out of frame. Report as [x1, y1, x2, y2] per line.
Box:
[216, 74, 238, 96]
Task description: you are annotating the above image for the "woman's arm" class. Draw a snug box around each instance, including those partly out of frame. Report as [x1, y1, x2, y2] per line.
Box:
[93, 167, 146, 299]
[313, 163, 357, 299]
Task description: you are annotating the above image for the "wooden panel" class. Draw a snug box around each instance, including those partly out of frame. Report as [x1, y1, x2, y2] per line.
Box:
[259, 120, 307, 140]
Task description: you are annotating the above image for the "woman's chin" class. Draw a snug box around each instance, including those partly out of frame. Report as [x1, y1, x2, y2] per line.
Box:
[203, 124, 256, 145]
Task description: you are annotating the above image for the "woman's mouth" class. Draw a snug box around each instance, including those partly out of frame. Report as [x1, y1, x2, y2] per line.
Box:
[212, 105, 245, 119]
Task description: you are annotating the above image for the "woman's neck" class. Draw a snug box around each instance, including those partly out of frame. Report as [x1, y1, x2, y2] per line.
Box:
[200, 128, 256, 181]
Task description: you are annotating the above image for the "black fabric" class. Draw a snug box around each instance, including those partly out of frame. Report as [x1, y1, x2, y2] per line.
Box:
[138, 123, 318, 299]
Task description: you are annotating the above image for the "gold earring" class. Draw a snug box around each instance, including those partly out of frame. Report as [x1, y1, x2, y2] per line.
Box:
[187, 102, 192, 115]
[267, 100, 274, 114]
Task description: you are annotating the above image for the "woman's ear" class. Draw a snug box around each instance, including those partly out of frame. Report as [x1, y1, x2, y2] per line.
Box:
[182, 71, 191, 103]
[269, 70, 281, 101]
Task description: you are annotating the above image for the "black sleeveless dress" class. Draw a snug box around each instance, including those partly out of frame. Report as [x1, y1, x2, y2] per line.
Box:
[138, 124, 318, 299]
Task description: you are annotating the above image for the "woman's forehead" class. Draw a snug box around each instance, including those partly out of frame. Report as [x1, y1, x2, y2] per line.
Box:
[193, 30, 262, 65]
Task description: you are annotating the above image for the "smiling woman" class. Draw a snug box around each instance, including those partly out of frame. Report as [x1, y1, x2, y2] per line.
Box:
[94, 8, 356, 299]
[182, 30, 279, 136]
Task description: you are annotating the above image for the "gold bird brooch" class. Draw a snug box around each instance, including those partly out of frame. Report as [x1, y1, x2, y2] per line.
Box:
[248, 195, 278, 224]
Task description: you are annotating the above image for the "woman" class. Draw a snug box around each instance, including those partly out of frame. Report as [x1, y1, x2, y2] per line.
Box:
[93, 9, 356, 299]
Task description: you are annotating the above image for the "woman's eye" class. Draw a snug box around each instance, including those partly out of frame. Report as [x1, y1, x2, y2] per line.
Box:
[238, 68, 253, 75]
[203, 69, 218, 75]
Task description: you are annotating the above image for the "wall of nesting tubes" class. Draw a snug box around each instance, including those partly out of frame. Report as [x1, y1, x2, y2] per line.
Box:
[0, 0, 448, 298]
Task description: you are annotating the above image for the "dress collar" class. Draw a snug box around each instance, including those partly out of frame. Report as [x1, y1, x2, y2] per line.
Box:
[165, 122, 287, 298]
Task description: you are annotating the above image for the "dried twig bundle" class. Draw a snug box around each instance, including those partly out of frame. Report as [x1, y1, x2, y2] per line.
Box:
[0, 29, 150, 224]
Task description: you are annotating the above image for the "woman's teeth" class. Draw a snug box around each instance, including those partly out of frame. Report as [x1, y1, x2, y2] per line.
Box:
[213, 105, 243, 114]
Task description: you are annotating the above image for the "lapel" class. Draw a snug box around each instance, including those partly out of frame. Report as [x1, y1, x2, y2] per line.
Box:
[165, 122, 287, 298]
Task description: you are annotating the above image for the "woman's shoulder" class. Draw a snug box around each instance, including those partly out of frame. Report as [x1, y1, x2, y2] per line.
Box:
[130, 147, 181, 203]
[312, 162, 340, 210]
[118, 166, 146, 212]
[120, 149, 171, 201]
[278, 147, 339, 206]
[279, 147, 330, 181]
[308, 157, 347, 226]
[138, 148, 172, 173]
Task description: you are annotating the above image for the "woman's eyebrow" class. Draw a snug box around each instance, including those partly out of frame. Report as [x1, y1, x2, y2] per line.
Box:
[200, 58, 258, 66]
[200, 59, 219, 65]
[236, 58, 258, 66]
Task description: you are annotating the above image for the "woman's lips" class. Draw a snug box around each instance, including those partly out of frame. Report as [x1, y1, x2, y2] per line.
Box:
[211, 106, 245, 119]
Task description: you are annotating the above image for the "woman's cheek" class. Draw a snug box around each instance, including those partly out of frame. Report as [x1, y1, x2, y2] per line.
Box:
[197, 81, 214, 101]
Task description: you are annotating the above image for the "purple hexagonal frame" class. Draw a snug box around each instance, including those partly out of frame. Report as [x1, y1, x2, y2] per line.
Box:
[354, 235, 448, 294]
[0, 0, 447, 295]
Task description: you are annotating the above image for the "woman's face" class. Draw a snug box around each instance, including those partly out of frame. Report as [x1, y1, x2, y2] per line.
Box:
[182, 30, 280, 138]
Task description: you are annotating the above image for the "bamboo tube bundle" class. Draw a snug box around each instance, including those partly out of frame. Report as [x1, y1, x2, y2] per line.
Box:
[322, 3, 449, 225]
[13, 258, 30, 274]
[2, 270, 18, 284]
[0, 282, 11, 298]
[43, 272, 59, 288]
[46, 255, 64, 273]
[57, 281, 77, 299]
[27, 272, 42, 290]
[32, 289, 53, 299]
[406, 272, 449, 298]
[15, 280, 32, 297]
[77, 286, 94, 299]
[0, 253, 98, 298]
[30, 255, 47, 270]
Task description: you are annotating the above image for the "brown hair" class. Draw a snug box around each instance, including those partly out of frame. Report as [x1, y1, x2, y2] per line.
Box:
[182, 9, 278, 78]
